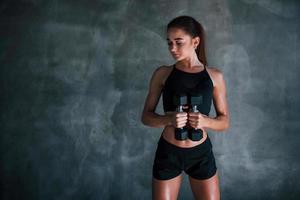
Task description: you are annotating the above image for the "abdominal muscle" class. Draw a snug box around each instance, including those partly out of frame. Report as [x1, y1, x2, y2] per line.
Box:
[162, 125, 208, 148]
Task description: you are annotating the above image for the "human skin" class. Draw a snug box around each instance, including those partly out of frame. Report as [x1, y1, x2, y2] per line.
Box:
[141, 27, 230, 200]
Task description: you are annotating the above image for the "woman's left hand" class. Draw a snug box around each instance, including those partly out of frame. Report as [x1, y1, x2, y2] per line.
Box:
[188, 112, 208, 129]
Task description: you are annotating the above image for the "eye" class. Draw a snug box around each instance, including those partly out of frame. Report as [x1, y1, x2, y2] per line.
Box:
[167, 42, 183, 46]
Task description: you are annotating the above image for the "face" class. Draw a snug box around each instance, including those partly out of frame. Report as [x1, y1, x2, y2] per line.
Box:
[166, 27, 200, 60]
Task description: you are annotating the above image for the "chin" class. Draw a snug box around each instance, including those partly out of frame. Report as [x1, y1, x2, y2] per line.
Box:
[172, 55, 180, 59]
[175, 57, 183, 61]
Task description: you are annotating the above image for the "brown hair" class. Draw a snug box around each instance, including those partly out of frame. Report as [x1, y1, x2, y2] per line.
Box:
[167, 15, 207, 66]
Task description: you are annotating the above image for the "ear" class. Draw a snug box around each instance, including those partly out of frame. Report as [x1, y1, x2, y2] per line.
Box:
[193, 36, 200, 48]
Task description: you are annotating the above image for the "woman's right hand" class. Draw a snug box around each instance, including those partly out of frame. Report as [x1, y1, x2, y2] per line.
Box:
[166, 111, 188, 128]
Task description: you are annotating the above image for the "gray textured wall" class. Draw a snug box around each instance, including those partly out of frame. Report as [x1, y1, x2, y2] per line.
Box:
[1, 0, 299, 199]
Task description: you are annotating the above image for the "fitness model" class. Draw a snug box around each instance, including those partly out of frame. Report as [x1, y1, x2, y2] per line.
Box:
[141, 15, 230, 200]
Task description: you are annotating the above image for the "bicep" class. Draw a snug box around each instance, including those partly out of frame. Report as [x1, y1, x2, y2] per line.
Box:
[212, 70, 229, 117]
[142, 68, 163, 113]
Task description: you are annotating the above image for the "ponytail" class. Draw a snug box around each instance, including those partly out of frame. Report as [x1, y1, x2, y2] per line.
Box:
[194, 21, 207, 66]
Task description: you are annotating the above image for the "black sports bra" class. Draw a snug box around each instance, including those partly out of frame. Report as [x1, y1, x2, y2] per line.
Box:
[162, 64, 214, 115]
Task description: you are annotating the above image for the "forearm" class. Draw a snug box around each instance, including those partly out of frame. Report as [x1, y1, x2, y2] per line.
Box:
[141, 112, 172, 128]
[204, 114, 230, 132]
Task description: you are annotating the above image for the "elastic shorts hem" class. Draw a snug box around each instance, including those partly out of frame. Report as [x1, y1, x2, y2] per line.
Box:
[188, 167, 218, 180]
[152, 171, 182, 181]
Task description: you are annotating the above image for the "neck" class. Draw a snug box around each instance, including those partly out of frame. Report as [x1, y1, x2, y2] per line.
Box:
[176, 52, 204, 69]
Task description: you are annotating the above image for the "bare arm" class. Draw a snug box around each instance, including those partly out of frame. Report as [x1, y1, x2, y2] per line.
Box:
[204, 68, 230, 132]
[141, 66, 172, 128]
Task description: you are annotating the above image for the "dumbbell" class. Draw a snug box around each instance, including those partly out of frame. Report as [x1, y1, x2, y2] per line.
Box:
[188, 95, 203, 141]
[173, 95, 188, 140]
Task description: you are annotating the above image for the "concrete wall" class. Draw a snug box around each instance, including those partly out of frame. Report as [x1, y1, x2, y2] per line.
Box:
[1, 0, 299, 199]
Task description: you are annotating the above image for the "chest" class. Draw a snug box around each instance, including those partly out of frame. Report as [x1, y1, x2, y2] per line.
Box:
[163, 72, 213, 96]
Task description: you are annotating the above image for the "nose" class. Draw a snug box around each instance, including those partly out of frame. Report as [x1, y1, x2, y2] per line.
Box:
[169, 43, 177, 53]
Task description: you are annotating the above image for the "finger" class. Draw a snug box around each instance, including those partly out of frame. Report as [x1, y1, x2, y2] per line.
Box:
[188, 116, 195, 120]
[177, 122, 185, 127]
[177, 112, 187, 117]
[178, 122, 187, 128]
[177, 119, 187, 124]
[178, 113, 188, 118]
[189, 121, 196, 126]
[188, 113, 197, 118]
[176, 116, 188, 121]
[176, 122, 185, 128]
[188, 117, 197, 122]
[190, 121, 200, 126]
[180, 116, 188, 121]
[178, 118, 188, 123]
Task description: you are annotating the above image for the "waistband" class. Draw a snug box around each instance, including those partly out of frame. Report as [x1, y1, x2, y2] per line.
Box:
[158, 134, 212, 152]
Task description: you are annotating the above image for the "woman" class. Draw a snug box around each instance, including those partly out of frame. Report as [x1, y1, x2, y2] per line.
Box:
[141, 15, 230, 200]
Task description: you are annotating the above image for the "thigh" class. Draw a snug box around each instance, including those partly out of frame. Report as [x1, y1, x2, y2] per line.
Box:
[188, 170, 220, 200]
[152, 173, 183, 200]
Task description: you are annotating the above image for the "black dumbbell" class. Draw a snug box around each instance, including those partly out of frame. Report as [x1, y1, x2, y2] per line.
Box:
[173, 95, 188, 140]
[188, 95, 203, 141]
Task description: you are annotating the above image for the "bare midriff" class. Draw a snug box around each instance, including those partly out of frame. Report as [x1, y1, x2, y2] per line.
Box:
[162, 125, 208, 148]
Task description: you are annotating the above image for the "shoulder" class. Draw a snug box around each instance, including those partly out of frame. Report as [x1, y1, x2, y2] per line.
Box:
[206, 66, 225, 88]
[153, 65, 173, 74]
[151, 65, 173, 85]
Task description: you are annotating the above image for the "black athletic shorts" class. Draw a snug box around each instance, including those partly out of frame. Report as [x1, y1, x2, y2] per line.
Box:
[152, 135, 217, 180]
